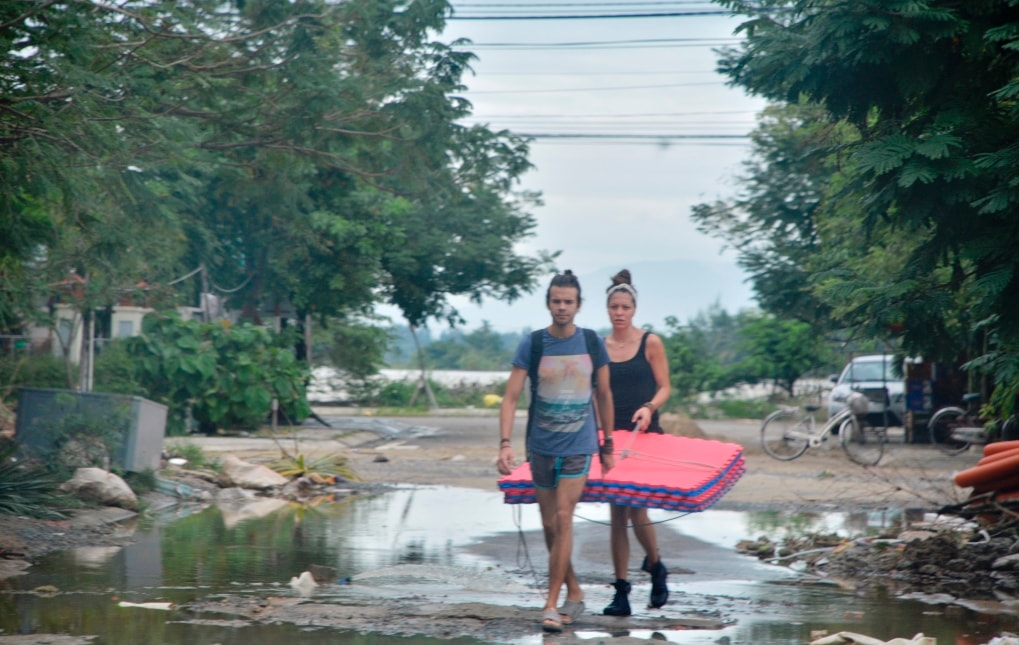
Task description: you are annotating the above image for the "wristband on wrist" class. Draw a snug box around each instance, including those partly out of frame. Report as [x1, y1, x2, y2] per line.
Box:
[499, 438, 511, 447]
[641, 401, 656, 413]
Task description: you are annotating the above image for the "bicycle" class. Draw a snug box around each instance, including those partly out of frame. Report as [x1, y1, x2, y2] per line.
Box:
[760, 391, 885, 466]
[927, 393, 1018, 455]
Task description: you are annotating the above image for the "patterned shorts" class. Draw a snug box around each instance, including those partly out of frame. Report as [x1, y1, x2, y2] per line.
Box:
[529, 453, 591, 489]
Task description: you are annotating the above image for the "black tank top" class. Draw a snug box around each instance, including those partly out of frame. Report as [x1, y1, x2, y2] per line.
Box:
[608, 331, 662, 433]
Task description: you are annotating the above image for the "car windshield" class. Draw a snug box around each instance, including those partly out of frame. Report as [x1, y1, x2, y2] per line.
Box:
[841, 359, 895, 383]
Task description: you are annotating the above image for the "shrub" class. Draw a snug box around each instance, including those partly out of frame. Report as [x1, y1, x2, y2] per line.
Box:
[126, 314, 311, 434]
[92, 340, 148, 398]
[0, 444, 70, 519]
[0, 352, 67, 405]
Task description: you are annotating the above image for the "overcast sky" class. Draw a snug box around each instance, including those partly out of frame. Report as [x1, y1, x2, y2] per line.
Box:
[395, 2, 770, 332]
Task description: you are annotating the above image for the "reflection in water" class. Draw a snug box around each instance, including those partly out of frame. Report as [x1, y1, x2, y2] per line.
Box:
[0, 486, 1018, 644]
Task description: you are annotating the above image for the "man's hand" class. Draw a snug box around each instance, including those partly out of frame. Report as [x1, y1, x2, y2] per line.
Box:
[497, 446, 515, 475]
[600, 451, 615, 474]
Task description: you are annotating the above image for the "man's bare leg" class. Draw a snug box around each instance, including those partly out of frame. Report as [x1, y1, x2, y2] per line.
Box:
[535, 475, 587, 612]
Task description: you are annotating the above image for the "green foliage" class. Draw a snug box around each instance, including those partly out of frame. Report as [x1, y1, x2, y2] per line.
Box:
[271, 452, 359, 483]
[732, 313, 829, 396]
[363, 376, 505, 409]
[708, 0, 1019, 399]
[384, 323, 524, 369]
[164, 439, 214, 471]
[373, 380, 420, 408]
[315, 318, 391, 380]
[123, 470, 157, 496]
[2, 0, 550, 375]
[0, 352, 67, 405]
[126, 314, 311, 434]
[422, 322, 517, 370]
[688, 397, 776, 421]
[660, 305, 747, 400]
[0, 444, 69, 520]
[92, 340, 148, 398]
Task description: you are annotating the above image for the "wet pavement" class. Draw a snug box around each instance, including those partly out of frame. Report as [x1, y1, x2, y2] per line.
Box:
[2, 409, 1013, 644]
[3, 482, 1019, 644]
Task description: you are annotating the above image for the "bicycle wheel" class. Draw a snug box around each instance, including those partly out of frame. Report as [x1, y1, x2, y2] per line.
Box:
[760, 408, 811, 460]
[840, 416, 884, 466]
[927, 407, 970, 455]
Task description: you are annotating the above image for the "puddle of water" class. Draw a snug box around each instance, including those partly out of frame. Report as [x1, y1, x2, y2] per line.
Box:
[1, 486, 1018, 644]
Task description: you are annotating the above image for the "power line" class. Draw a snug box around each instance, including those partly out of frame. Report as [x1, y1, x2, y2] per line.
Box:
[528, 138, 749, 147]
[449, 10, 730, 19]
[479, 69, 717, 76]
[467, 80, 724, 94]
[473, 109, 756, 117]
[455, 1, 719, 6]
[519, 133, 748, 139]
[456, 37, 739, 49]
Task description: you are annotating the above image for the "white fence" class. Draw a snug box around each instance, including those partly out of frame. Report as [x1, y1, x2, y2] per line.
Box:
[307, 367, 509, 404]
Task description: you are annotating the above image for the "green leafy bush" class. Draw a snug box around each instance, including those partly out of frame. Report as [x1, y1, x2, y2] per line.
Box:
[126, 314, 311, 434]
[0, 352, 67, 404]
[93, 340, 148, 398]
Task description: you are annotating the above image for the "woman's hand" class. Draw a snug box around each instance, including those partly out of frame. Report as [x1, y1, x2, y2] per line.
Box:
[631, 406, 652, 432]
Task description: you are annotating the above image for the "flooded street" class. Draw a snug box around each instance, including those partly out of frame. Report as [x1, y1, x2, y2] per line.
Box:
[3, 483, 1019, 644]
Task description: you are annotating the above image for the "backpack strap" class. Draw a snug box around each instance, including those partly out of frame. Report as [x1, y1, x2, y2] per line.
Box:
[525, 329, 545, 457]
[583, 328, 600, 388]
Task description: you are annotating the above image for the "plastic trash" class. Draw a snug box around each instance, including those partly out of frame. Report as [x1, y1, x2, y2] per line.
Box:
[288, 570, 318, 596]
[810, 633, 935, 645]
[117, 601, 173, 611]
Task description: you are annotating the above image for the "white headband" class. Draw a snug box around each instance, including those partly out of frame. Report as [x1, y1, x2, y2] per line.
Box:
[606, 283, 637, 304]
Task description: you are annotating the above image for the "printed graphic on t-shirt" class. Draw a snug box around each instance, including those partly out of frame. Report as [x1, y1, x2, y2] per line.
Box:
[534, 353, 593, 433]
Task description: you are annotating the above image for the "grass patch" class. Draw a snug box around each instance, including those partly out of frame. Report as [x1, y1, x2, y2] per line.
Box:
[683, 397, 777, 420]
[0, 444, 71, 519]
[164, 439, 216, 470]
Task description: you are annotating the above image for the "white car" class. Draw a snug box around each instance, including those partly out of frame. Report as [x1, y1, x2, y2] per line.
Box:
[828, 354, 906, 427]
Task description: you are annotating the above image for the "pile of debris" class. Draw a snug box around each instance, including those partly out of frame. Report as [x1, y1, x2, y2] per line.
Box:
[737, 503, 1019, 602]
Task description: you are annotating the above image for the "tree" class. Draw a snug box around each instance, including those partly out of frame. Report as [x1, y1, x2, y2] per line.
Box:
[734, 312, 827, 396]
[2, 1, 550, 389]
[315, 317, 391, 380]
[423, 321, 516, 370]
[709, 1, 1019, 411]
[660, 304, 747, 399]
[691, 100, 855, 329]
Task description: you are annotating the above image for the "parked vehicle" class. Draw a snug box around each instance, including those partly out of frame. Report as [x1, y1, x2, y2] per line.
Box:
[828, 354, 906, 428]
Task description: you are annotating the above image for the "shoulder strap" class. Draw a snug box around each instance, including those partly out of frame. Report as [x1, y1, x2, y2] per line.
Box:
[525, 329, 544, 453]
[638, 330, 650, 355]
[528, 329, 544, 398]
[583, 328, 600, 388]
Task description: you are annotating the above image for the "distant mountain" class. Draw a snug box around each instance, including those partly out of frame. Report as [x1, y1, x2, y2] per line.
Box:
[437, 259, 757, 333]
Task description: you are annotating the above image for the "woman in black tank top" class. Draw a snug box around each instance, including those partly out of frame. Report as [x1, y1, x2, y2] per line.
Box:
[601, 269, 672, 616]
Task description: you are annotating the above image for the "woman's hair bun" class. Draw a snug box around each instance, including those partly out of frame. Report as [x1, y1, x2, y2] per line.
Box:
[610, 269, 631, 286]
